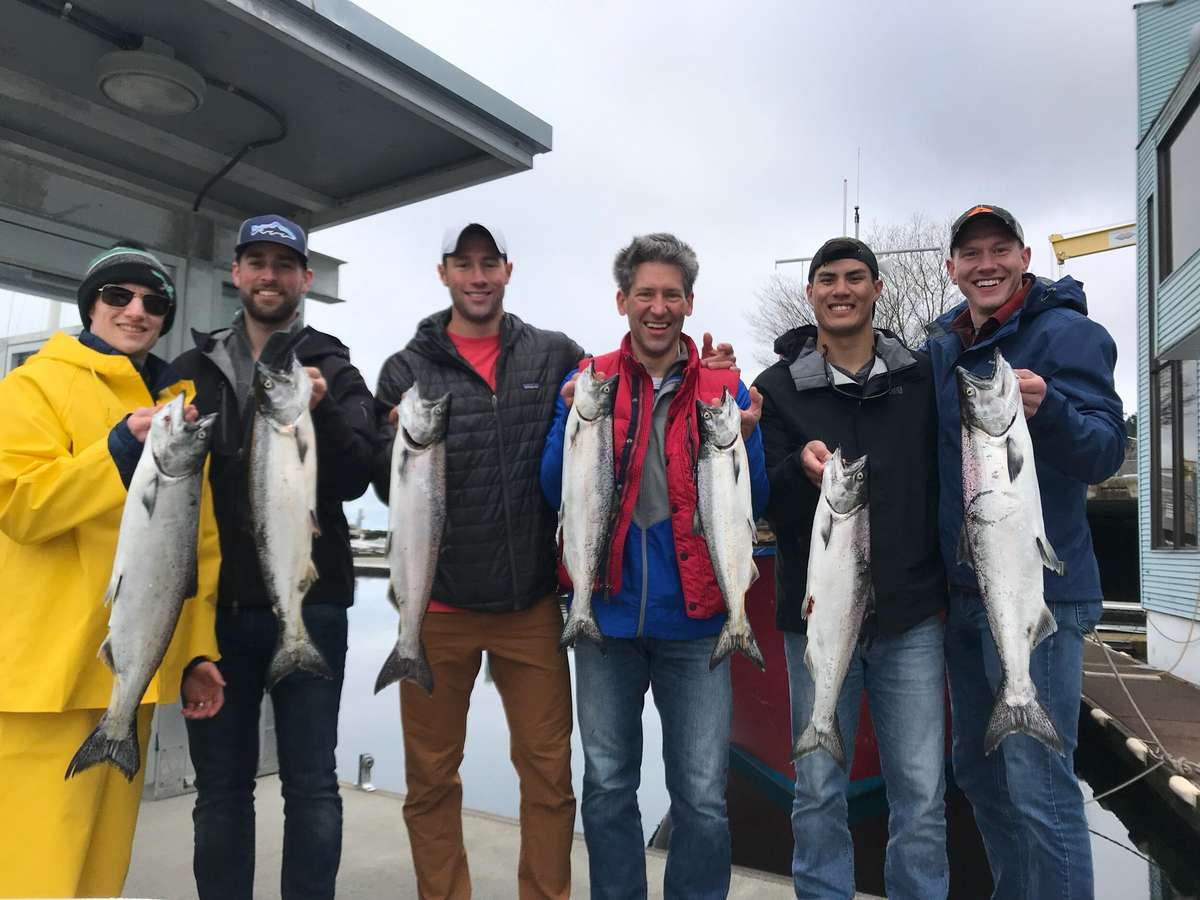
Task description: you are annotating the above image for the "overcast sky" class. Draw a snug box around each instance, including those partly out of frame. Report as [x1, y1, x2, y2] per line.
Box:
[305, 0, 1140, 411]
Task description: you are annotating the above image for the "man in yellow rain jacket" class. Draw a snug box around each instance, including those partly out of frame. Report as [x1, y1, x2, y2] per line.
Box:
[0, 242, 223, 898]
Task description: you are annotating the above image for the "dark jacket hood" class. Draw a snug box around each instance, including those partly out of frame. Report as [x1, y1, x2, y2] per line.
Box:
[929, 274, 1088, 338]
[774, 325, 917, 393]
[189, 323, 351, 365]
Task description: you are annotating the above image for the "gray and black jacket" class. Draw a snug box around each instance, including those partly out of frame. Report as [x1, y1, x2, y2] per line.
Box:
[753, 325, 947, 637]
[173, 319, 376, 609]
[373, 309, 584, 613]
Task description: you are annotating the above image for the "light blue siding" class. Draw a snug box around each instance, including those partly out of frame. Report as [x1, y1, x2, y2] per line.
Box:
[1137, 2, 1200, 140]
[1136, 0, 1200, 623]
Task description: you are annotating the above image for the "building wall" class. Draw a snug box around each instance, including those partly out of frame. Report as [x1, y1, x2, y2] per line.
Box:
[1137, 1, 1200, 638]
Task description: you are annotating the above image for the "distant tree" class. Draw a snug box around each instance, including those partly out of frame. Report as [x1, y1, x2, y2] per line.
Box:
[749, 213, 960, 365]
[1126, 413, 1137, 437]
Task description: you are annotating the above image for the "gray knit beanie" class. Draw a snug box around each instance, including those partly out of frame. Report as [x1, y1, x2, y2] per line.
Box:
[77, 244, 178, 335]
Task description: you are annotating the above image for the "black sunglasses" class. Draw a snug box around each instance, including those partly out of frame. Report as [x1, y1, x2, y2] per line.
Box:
[97, 284, 173, 318]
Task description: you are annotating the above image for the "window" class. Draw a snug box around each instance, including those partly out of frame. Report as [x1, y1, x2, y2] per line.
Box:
[1152, 359, 1199, 548]
[1159, 86, 1200, 278]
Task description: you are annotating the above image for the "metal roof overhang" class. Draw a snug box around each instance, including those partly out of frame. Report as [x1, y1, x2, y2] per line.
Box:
[1, 0, 552, 229]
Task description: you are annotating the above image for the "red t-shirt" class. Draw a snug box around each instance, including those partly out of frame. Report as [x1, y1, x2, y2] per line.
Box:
[426, 329, 502, 613]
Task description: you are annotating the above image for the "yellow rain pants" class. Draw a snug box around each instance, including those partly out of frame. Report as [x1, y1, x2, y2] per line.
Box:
[0, 705, 153, 898]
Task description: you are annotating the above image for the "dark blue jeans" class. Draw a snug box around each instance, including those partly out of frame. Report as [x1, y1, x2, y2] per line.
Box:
[575, 635, 732, 900]
[186, 604, 347, 900]
[945, 592, 1100, 900]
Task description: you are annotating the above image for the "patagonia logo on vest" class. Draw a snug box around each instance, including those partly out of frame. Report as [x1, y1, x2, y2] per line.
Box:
[522, 382, 541, 390]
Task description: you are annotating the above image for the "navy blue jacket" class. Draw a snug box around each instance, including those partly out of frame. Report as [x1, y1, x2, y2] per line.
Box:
[925, 275, 1125, 602]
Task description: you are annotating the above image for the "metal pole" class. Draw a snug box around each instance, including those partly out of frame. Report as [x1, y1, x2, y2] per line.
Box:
[855, 147, 862, 239]
[842, 179, 848, 236]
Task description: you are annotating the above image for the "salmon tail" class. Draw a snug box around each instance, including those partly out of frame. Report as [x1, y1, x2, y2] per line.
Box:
[709, 620, 766, 671]
[266, 638, 334, 689]
[65, 715, 140, 782]
[791, 716, 847, 770]
[374, 640, 433, 695]
[559, 613, 604, 652]
[983, 689, 1065, 756]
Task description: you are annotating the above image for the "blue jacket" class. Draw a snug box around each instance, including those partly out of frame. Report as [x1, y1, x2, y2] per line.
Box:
[540, 369, 768, 640]
[925, 275, 1125, 601]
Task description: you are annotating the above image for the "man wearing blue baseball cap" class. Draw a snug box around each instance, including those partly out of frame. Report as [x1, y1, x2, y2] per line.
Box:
[174, 214, 377, 900]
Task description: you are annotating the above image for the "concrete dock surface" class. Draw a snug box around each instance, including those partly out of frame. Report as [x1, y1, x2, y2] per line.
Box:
[125, 776, 831, 898]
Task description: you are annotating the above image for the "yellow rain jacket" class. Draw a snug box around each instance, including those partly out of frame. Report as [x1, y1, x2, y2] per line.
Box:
[0, 331, 220, 713]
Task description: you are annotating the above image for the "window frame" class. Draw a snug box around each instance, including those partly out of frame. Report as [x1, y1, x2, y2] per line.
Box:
[1157, 80, 1200, 281]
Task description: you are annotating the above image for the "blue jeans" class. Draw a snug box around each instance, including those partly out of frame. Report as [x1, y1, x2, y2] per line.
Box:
[186, 604, 347, 900]
[944, 592, 1100, 900]
[575, 636, 732, 900]
[784, 615, 948, 900]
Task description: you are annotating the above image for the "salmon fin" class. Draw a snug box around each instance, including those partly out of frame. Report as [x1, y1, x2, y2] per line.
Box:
[266, 638, 334, 689]
[299, 560, 320, 596]
[1036, 536, 1064, 576]
[956, 524, 974, 570]
[692, 508, 703, 537]
[103, 572, 122, 606]
[309, 510, 321, 538]
[374, 640, 433, 695]
[709, 619, 765, 671]
[384, 531, 392, 557]
[568, 419, 580, 448]
[984, 690, 1064, 756]
[65, 714, 140, 782]
[733, 452, 741, 482]
[141, 473, 159, 518]
[749, 558, 760, 585]
[555, 507, 563, 548]
[1006, 435, 1024, 481]
[802, 641, 815, 675]
[792, 717, 847, 770]
[559, 611, 604, 652]
[819, 510, 832, 549]
[185, 561, 198, 600]
[296, 427, 309, 465]
[386, 581, 399, 611]
[98, 636, 115, 672]
[1032, 605, 1058, 649]
[397, 446, 410, 479]
[747, 514, 758, 544]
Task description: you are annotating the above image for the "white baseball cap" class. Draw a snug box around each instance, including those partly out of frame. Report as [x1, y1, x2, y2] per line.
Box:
[440, 222, 508, 257]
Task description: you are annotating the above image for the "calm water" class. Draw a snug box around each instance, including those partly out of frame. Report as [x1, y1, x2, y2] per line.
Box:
[335, 577, 1199, 898]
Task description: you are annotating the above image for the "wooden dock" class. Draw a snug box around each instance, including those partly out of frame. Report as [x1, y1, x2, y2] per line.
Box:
[1080, 638, 1200, 835]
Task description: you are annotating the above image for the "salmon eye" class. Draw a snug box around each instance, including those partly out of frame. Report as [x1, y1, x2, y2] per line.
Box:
[855, 472, 864, 481]
[965, 386, 975, 397]
[198, 429, 207, 440]
[263, 378, 274, 390]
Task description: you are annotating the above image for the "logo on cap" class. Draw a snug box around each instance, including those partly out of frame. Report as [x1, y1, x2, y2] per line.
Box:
[964, 205, 994, 217]
[250, 221, 298, 241]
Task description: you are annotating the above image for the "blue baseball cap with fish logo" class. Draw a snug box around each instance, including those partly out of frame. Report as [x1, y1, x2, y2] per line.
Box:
[235, 214, 308, 263]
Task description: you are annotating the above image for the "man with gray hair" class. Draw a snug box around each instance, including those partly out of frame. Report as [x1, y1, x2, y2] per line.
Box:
[541, 233, 768, 898]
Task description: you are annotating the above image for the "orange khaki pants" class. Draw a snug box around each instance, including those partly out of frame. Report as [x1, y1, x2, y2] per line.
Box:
[400, 596, 575, 900]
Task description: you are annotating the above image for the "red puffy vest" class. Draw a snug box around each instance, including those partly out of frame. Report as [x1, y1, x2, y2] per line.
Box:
[585, 333, 740, 620]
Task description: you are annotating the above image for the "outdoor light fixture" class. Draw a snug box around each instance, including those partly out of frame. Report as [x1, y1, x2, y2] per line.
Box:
[97, 37, 205, 116]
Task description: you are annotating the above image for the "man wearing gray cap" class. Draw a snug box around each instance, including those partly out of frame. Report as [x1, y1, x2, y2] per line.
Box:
[373, 222, 581, 899]
[175, 214, 377, 900]
[927, 204, 1124, 899]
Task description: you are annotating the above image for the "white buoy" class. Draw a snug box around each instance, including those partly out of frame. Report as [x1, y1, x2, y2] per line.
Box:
[1125, 737, 1150, 763]
[1090, 707, 1113, 726]
[1168, 775, 1200, 808]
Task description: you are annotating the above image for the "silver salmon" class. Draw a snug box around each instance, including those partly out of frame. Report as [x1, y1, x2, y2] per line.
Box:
[67, 394, 216, 781]
[376, 383, 450, 695]
[957, 348, 1064, 755]
[793, 448, 870, 769]
[558, 363, 617, 650]
[249, 354, 331, 687]
[697, 388, 763, 670]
